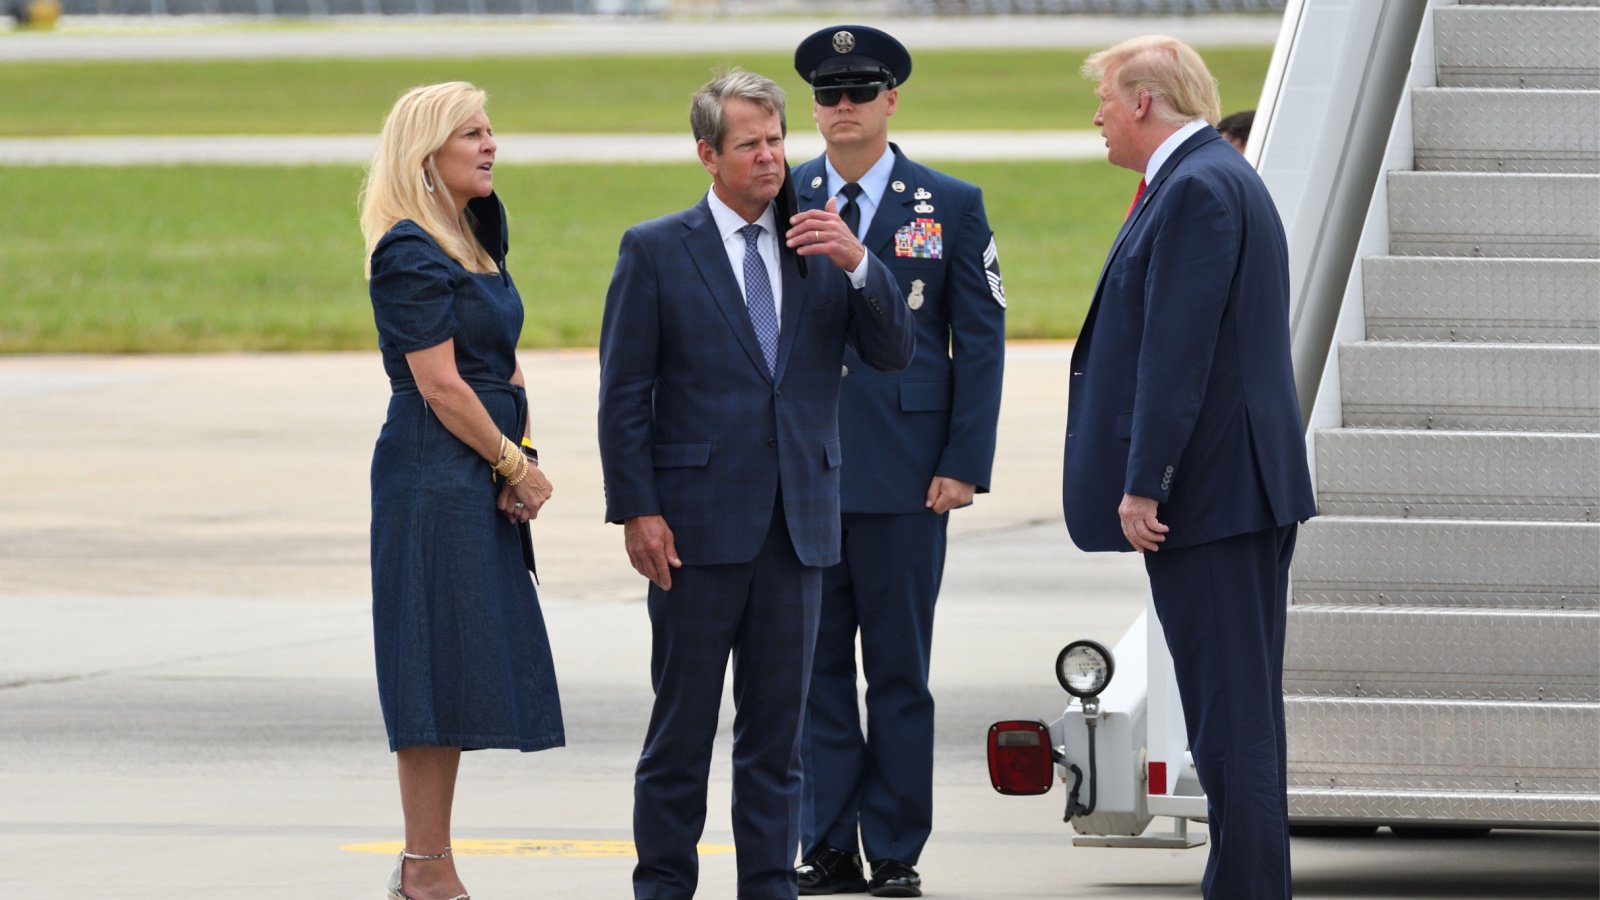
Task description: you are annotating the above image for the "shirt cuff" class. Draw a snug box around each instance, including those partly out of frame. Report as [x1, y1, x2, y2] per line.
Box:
[845, 251, 869, 290]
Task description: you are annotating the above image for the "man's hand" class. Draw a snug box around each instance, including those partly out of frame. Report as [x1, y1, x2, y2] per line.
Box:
[785, 197, 866, 273]
[925, 476, 976, 515]
[1118, 493, 1169, 552]
[625, 514, 681, 590]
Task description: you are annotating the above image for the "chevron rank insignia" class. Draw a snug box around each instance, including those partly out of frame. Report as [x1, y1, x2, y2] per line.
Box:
[983, 234, 1005, 308]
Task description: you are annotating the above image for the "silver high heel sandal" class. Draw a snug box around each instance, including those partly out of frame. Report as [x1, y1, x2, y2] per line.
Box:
[385, 846, 470, 900]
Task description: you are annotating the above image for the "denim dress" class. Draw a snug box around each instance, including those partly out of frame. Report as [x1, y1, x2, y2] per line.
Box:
[368, 210, 564, 752]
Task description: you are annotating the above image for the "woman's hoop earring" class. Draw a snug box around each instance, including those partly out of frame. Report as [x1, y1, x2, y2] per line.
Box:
[421, 169, 436, 195]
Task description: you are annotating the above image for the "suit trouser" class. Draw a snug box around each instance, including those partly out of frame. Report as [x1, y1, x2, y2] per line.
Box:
[801, 511, 947, 865]
[633, 501, 823, 900]
[1144, 523, 1296, 900]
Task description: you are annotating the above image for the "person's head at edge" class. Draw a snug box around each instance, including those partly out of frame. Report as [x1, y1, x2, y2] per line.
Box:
[360, 81, 498, 277]
[1218, 109, 1255, 153]
[692, 69, 789, 224]
[1082, 35, 1221, 174]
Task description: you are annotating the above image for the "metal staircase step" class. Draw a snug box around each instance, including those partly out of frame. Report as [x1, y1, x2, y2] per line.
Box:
[1340, 341, 1599, 431]
[1286, 697, 1599, 802]
[1363, 257, 1599, 343]
[1465, 0, 1600, 6]
[1291, 517, 1599, 609]
[1437, 5, 1600, 88]
[1387, 172, 1600, 258]
[1288, 787, 1600, 828]
[1284, 605, 1600, 701]
[1314, 429, 1600, 520]
[1413, 87, 1600, 173]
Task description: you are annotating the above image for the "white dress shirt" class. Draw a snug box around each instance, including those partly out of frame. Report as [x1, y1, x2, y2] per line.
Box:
[1145, 119, 1209, 184]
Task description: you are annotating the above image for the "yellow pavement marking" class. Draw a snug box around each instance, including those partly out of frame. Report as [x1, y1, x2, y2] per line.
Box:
[340, 839, 735, 858]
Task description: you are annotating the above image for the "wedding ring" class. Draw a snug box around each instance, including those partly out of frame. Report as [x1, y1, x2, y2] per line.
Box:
[813, 230, 819, 241]
[514, 502, 526, 509]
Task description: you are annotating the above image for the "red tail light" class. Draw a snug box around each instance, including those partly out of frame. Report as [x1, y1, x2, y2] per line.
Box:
[1148, 760, 1168, 795]
[986, 720, 1054, 795]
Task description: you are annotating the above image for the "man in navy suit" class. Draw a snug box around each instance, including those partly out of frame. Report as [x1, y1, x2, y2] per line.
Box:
[787, 25, 1005, 898]
[1063, 36, 1316, 899]
[598, 69, 913, 900]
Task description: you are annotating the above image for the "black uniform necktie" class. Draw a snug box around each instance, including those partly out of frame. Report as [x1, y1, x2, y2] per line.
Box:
[838, 182, 864, 238]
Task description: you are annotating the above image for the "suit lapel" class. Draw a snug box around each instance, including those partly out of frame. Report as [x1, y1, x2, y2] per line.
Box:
[1088, 128, 1221, 302]
[797, 159, 825, 212]
[682, 200, 773, 383]
[772, 245, 805, 384]
[1080, 129, 1221, 369]
[862, 148, 917, 257]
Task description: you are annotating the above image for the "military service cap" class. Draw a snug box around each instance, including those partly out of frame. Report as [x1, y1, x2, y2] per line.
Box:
[794, 24, 913, 88]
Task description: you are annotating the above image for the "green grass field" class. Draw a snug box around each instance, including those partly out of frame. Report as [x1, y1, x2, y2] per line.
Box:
[0, 160, 1133, 352]
[0, 48, 1271, 136]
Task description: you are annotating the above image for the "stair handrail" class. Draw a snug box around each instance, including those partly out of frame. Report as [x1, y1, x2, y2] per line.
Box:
[1249, 0, 1435, 430]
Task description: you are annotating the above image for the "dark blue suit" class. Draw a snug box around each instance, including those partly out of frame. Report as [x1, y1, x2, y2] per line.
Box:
[1062, 128, 1315, 899]
[794, 146, 1005, 866]
[599, 195, 912, 900]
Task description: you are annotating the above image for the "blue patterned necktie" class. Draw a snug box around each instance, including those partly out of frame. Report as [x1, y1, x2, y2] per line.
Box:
[739, 224, 780, 375]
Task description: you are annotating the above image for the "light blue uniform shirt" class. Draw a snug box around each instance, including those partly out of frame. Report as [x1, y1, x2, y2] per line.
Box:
[824, 147, 897, 240]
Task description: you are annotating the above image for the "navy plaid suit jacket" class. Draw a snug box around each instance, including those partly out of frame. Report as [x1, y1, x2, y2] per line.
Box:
[598, 196, 913, 568]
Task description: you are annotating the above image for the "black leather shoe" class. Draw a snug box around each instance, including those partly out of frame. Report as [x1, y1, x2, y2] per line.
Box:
[867, 859, 922, 898]
[796, 847, 869, 895]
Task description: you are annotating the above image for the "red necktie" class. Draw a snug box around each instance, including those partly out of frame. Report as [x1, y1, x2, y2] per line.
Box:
[1125, 178, 1147, 219]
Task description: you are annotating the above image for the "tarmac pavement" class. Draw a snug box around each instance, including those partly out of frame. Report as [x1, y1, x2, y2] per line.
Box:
[1, 349, 1595, 899]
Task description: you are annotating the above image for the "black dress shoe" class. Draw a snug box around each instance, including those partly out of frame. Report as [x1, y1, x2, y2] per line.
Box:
[867, 859, 922, 898]
[796, 847, 869, 895]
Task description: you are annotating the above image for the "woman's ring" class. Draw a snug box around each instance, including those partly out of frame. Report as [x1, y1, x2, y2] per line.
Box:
[514, 502, 525, 509]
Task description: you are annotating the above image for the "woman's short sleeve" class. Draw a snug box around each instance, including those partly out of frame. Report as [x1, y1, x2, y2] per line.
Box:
[369, 228, 461, 353]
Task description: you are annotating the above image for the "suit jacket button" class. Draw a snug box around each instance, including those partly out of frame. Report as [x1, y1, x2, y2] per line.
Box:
[841, 365, 850, 377]
[767, 438, 778, 448]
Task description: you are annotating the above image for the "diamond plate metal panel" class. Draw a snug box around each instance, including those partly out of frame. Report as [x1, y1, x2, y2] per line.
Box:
[1467, 0, 1600, 6]
[1314, 429, 1600, 520]
[1436, 6, 1600, 89]
[1284, 605, 1600, 701]
[1291, 517, 1599, 609]
[1387, 173, 1600, 258]
[1287, 697, 1599, 794]
[1339, 342, 1600, 431]
[1363, 257, 1599, 343]
[1413, 87, 1600, 173]
[1289, 788, 1599, 826]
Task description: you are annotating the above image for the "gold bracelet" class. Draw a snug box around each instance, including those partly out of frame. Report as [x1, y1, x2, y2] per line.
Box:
[492, 435, 521, 477]
[505, 449, 531, 486]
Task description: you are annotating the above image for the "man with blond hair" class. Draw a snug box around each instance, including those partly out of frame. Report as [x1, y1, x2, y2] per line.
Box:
[1061, 35, 1316, 899]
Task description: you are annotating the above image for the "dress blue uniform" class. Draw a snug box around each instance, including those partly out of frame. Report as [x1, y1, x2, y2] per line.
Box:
[791, 26, 1006, 882]
[1063, 123, 1316, 899]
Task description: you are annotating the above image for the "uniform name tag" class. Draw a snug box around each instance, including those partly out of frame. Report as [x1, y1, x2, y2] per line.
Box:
[895, 218, 943, 260]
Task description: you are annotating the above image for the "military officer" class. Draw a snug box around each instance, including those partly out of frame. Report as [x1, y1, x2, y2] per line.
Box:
[790, 25, 1006, 898]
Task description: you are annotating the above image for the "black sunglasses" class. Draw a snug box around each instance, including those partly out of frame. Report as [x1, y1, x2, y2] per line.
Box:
[814, 83, 888, 107]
